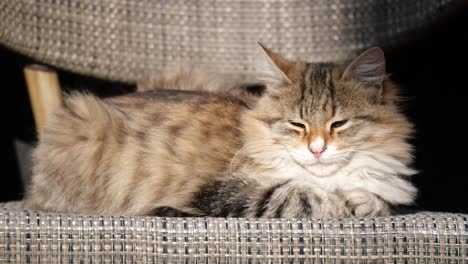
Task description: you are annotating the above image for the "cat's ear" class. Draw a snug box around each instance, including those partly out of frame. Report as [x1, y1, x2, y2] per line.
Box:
[255, 42, 294, 86]
[341, 47, 386, 89]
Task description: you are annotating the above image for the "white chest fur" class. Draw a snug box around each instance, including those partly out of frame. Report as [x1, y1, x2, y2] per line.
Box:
[256, 154, 417, 205]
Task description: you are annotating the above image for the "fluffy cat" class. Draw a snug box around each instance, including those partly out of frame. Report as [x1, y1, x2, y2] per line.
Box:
[25, 44, 417, 218]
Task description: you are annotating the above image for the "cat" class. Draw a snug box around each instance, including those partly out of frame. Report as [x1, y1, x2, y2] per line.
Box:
[24, 44, 417, 218]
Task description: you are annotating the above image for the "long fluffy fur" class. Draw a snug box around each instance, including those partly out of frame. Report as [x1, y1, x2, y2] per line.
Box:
[25, 47, 417, 218]
[138, 65, 264, 103]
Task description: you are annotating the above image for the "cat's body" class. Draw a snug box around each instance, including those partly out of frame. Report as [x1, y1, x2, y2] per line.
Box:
[25, 46, 417, 217]
[26, 91, 246, 215]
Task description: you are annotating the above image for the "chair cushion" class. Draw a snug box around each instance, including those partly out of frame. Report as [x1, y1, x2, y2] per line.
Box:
[1, 201, 466, 262]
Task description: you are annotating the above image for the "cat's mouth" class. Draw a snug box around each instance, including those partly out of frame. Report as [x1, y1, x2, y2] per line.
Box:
[279, 146, 351, 177]
[285, 147, 349, 166]
[304, 157, 348, 168]
[290, 157, 346, 178]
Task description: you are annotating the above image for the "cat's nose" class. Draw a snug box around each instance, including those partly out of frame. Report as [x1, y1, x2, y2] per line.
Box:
[310, 146, 327, 158]
[310, 137, 327, 159]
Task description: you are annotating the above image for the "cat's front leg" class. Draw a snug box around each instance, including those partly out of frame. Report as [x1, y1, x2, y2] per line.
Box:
[338, 188, 390, 217]
[193, 177, 351, 218]
[251, 181, 351, 218]
[149, 206, 201, 217]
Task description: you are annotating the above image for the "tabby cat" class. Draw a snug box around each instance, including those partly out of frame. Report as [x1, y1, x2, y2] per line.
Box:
[25, 44, 417, 217]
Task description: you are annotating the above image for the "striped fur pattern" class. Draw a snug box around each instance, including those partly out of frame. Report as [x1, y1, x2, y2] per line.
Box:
[25, 45, 416, 218]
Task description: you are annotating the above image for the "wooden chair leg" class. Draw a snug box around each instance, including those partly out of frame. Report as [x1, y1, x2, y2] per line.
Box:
[24, 65, 62, 137]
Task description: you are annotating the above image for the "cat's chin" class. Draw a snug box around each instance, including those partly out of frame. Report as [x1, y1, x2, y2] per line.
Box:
[306, 162, 345, 178]
[289, 158, 348, 178]
[285, 148, 351, 176]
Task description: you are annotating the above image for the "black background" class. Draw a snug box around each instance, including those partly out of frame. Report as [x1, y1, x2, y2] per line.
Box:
[2, 4, 467, 213]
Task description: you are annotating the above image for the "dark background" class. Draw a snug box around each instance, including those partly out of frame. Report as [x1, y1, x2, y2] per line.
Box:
[2, 4, 467, 213]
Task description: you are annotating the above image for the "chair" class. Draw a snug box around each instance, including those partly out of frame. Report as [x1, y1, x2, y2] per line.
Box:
[1, 0, 466, 262]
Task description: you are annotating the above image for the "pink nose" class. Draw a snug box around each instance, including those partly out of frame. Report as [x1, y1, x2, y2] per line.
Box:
[310, 147, 327, 158]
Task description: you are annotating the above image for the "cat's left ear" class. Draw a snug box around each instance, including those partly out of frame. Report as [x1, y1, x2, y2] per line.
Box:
[341, 47, 386, 91]
[255, 42, 295, 86]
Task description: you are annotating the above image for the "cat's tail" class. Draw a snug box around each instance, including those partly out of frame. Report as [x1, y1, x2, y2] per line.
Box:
[137, 65, 265, 101]
[41, 92, 125, 147]
[138, 65, 232, 93]
[26, 92, 125, 212]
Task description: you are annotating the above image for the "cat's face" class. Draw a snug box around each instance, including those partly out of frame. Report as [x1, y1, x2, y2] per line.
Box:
[245, 45, 413, 177]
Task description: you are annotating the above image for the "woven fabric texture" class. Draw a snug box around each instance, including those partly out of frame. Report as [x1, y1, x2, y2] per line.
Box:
[1, 203, 466, 263]
[0, 0, 456, 83]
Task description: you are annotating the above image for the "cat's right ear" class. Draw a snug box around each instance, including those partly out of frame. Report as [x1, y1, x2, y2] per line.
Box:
[341, 47, 386, 89]
[255, 42, 294, 86]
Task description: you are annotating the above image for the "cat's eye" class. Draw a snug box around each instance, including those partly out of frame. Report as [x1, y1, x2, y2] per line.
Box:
[331, 120, 348, 129]
[288, 121, 306, 129]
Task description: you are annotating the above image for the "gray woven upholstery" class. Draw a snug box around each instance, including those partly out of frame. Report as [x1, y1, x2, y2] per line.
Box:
[0, 0, 456, 83]
[2, 1, 466, 263]
[1, 203, 466, 263]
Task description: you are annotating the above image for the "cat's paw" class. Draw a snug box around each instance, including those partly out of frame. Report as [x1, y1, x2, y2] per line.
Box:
[339, 188, 390, 217]
[254, 183, 349, 218]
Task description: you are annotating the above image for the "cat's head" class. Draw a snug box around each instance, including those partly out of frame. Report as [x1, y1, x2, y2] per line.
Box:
[241, 43, 414, 178]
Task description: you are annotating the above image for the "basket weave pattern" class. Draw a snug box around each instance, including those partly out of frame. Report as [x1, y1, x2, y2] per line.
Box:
[1, 1, 466, 263]
[0, 0, 454, 83]
[1, 204, 467, 263]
